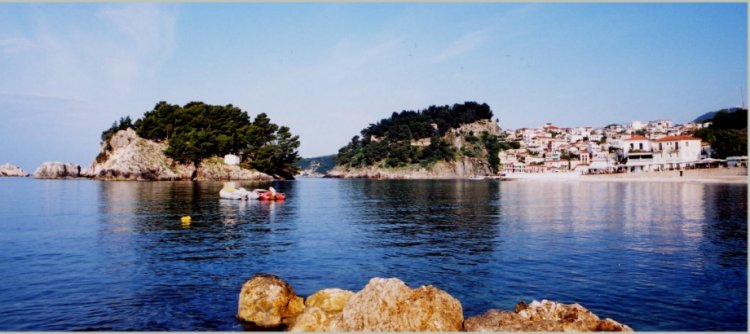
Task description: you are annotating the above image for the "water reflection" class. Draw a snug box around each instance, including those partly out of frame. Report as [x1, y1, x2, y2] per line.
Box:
[0, 178, 743, 331]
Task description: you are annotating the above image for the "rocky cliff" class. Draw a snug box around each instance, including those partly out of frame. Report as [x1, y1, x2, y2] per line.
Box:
[0, 163, 29, 177]
[33, 162, 82, 179]
[81, 128, 272, 181]
[328, 119, 501, 179]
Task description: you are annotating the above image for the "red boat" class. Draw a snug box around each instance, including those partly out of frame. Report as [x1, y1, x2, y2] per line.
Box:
[259, 191, 285, 201]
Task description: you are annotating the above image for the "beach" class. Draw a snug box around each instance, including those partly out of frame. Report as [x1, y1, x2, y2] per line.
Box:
[503, 167, 748, 184]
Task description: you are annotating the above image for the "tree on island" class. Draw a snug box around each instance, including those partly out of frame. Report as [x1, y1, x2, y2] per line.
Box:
[101, 101, 301, 179]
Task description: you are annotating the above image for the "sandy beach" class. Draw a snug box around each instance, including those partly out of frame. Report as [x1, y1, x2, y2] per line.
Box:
[503, 167, 748, 184]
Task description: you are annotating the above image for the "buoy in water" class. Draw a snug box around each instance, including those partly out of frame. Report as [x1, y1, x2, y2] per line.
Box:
[181, 216, 191, 224]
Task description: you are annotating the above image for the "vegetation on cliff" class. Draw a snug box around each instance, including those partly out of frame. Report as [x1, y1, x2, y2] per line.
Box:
[692, 108, 747, 159]
[335, 102, 506, 173]
[100, 101, 301, 179]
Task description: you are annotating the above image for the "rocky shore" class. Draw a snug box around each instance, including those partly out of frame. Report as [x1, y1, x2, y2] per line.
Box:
[327, 157, 494, 179]
[0, 163, 29, 177]
[30, 128, 273, 181]
[33, 162, 82, 179]
[236, 274, 633, 332]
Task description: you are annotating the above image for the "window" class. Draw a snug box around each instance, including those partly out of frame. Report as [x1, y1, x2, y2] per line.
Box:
[639, 143, 643, 150]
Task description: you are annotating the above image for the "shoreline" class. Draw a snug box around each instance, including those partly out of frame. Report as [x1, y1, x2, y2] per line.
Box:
[502, 167, 748, 184]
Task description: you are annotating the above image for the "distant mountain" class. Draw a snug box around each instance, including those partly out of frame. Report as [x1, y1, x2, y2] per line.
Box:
[693, 107, 743, 123]
[297, 155, 336, 175]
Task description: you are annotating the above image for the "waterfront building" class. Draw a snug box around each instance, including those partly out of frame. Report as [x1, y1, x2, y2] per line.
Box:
[652, 135, 702, 170]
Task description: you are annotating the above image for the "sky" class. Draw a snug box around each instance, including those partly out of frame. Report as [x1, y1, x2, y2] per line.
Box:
[0, 3, 746, 172]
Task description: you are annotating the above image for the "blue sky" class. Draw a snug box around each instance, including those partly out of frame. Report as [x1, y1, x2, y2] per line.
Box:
[0, 3, 746, 171]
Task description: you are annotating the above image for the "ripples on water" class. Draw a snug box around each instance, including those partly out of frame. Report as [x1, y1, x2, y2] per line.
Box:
[0, 178, 745, 331]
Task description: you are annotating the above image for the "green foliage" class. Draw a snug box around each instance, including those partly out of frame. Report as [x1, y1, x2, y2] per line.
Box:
[634, 129, 647, 136]
[693, 109, 748, 159]
[336, 102, 492, 168]
[709, 108, 747, 130]
[712, 129, 747, 158]
[481, 132, 501, 173]
[104, 101, 300, 179]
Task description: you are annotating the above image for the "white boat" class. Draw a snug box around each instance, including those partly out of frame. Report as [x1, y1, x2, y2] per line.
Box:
[219, 182, 251, 200]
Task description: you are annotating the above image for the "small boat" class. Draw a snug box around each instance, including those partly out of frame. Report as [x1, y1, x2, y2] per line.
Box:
[258, 186, 286, 201]
[219, 182, 251, 200]
[219, 182, 285, 201]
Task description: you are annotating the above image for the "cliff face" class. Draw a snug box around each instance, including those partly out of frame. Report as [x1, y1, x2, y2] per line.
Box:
[328, 119, 501, 179]
[82, 128, 272, 181]
[33, 162, 81, 179]
[0, 163, 29, 177]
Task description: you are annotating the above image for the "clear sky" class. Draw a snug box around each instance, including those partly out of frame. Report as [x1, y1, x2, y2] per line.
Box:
[0, 3, 746, 171]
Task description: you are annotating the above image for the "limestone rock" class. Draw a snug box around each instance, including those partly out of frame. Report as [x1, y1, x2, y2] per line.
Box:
[84, 128, 272, 181]
[288, 306, 343, 332]
[33, 162, 81, 179]
[83, 128, 195, 180]
[287, 288, 354, 332]
[336, 277, 464, 332]
[195, 157, 273, 181]
[305, 288, 354, 313]
[464, 300, 633, 332]
[0, 163, 29, 177]
[237, 273, 305, 328]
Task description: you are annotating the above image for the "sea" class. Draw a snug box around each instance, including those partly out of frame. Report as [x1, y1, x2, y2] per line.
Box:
[0, 177, 746, 331]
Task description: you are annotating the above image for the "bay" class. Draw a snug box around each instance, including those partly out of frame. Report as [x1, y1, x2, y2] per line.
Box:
[0, 178, 745, 331]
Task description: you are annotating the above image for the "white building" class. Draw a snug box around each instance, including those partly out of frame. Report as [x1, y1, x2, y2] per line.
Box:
[652, 135, 702, 170]
[224, 154, 241, 166]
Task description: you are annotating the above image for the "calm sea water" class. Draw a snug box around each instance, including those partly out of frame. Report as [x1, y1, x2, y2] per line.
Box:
[0, 178, 746, 331]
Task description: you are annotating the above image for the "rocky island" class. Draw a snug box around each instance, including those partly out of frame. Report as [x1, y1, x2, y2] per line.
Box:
[0, 163, 30, 177]
[327, 102, 517, 179]
[32, 101, 301, 181]
[236, 273, 632, 332]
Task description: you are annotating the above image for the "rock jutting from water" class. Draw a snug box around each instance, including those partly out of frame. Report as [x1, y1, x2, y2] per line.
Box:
[33, 162, 81, 179]
[237, 273, 305, 328]
[237, 274, 632, 332]
[0, 163, 29, 177]
[82, 128, 273, 181]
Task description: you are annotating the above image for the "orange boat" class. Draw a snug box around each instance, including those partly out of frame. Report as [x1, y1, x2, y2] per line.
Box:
[258, 189, 285, 201]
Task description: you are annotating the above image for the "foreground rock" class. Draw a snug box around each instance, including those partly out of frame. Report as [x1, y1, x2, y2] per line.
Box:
[337, 277, 464, 332]
[33, 162, 81, 179]
[0, 163, 29, 177]
[83, 128, 272, 181]
[288, 288, 354, 332]
[237, 273, 305, 328]
[464, 300, 633, 332]
[237, 275, 633, 332]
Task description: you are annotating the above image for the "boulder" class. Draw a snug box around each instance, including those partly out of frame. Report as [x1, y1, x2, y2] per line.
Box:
[336, 277, 464, 332]
[237, 273, 305, 328]
[306, 288, 354, 313]
[463, 300, 633, 332]
[0, 163, 29, 177]
[287, 288, 354, 332]
[33, 162, 81, 179]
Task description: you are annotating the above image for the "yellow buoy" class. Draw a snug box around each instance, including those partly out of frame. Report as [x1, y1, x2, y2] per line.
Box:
[181, 216, 191, 224]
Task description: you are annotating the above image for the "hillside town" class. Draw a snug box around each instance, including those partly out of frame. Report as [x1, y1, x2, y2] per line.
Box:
[498, 118, 747, 175]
